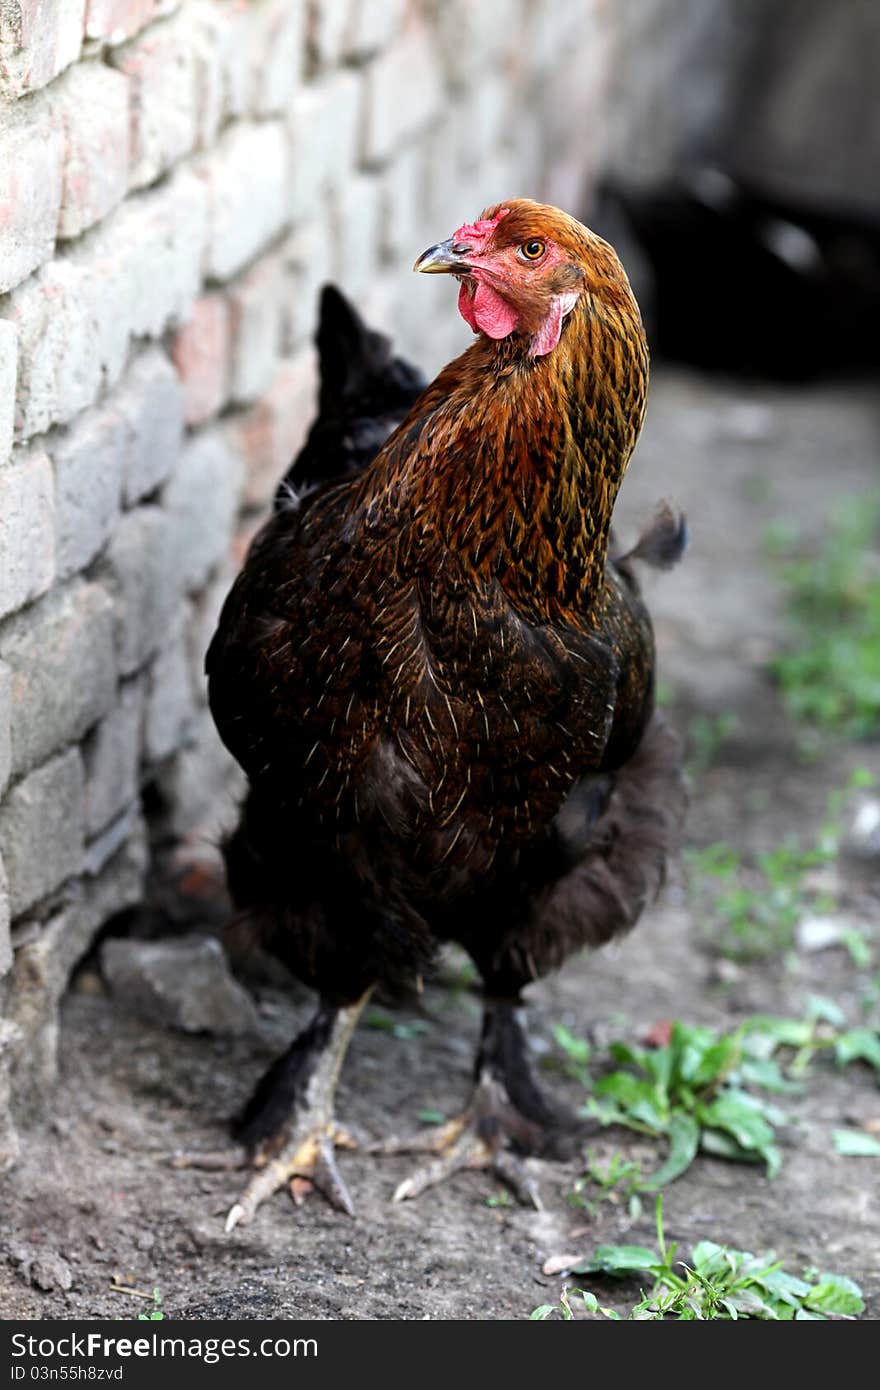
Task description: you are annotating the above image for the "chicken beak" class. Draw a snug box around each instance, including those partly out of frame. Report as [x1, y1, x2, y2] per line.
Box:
[413, 238, 472, 274]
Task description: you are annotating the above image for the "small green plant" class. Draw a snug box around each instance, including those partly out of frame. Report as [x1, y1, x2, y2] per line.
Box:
[138, 1288, 164, 1321]
[364, 1009, 431, 1040]
[531, 1197, 865, 1320]
[687, 773, 872, 960]
[550, 1023, 592, 1086]
[687, 837, 835, 959]
[415, 1109, 446, 1126]
[833, 1129, 880, 1157]
[556, 1001, 880, 1192]
[485, 1190, 514, 1208]
[569, 1151, 645, 1221]
[767, 498, 880, 739]
[741, 994, 880, 1081]
[579, 1019, 789, 1184]
[687, 712, 739, 776]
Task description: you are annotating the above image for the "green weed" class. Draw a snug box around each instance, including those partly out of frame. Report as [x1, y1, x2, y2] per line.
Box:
[137, 1288, 164, 1321]
[686, 772, 872, 959]
[364, 1009, 431, 1040]
[555, 1002, 880, 1193]
[531, 1196, 865, 1320]
[687, 712, 739, 776]
[577, 1019, 790, 1184]
[569, 1151, 645, 1222]
[767, 498, 880, 740]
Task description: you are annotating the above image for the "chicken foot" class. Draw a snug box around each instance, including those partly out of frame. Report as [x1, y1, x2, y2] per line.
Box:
[174, 991, 370, 1230]
[373, 1000, 582, 1209]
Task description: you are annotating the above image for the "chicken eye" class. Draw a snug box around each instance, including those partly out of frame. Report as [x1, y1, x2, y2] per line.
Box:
[519, 240, 546, 261]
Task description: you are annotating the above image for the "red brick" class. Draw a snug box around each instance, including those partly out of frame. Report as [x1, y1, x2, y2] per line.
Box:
[169, 294, 230, 427]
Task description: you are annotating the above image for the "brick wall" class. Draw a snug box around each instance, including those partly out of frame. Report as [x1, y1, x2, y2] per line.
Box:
[0, 0, 602, 1164]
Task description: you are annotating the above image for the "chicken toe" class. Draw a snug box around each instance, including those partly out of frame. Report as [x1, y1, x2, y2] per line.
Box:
[175, 992, 370, 1228]
[225, 1122, 356, 1230]
[381, 1071, 544, 1209]
[375, 999, 583, 1208]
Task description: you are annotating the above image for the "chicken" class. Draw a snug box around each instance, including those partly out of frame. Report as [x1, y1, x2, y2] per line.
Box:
[274, 284, 426, 502]
[201, 200, 686, 1227]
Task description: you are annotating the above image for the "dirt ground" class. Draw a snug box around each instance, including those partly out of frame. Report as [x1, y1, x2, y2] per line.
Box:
[2, 365, 879, 1321]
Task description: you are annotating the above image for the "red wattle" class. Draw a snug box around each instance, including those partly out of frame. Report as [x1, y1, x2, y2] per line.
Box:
[458, 281, 478, 333]
[458, 280, 519, 339]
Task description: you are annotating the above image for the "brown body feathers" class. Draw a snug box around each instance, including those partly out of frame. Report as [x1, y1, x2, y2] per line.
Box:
[208, 204, 685, 1003]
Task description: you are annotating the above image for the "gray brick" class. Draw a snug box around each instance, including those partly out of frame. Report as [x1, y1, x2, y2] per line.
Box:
[82, 812, 147, 918]
[56, 60, 130, 238]
[343, 0, 406, 61]
[188, 564, 235, 709]
[435, 0, 515, 88]
[163, 431, 243, 594]
[2, 257, 117, 441]
[361, 21, 442, 166]
[0, 749, 84, 917]
[117, 349, 185, 506]
[4, 169, 209, 441]
[227, 253, 284, 405]
[158, 708, 244, 840]
[306, 0, 349, 70]
[0, 321, 16, 467]
[84, 678, 144, 836]
[145, 628, 196, 762]
[329, 173, 384, 303]
[203, 121, 289, 282]
[110, 12, 200, 190]
[5, 815, 145, 1119]
[0, 93, 64, 292]
[283, 220, 334, 350]
[3, 582, 116, 779]
[0, 662, 10, 799]
[380, 140, 427, 262]
[85, 0, 178, 46]
[93, 166, 210, 344]
[0, 853, 10, 977]
[288, 70, 362, 221]
[51, 405, 126, 580]
[250, 0, 306, 117]
[0, 1018, 21, 1172]
[0, 450, 55, 622]
[3, 907, 73, 1114]
[0, 0, 84, 99]
[83, 801, 138, 877]
[103, 505, 180, 676]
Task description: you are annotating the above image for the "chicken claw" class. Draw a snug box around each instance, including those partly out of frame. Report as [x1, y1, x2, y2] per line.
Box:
[175, 995, 369, 1229]
[376, 1073, 544, 1209]
[225, 1125, 356, 1231]
[374, 1000, 587, 1209]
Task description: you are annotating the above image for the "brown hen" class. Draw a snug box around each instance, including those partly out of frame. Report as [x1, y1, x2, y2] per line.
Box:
[201, 200, 686, 1225]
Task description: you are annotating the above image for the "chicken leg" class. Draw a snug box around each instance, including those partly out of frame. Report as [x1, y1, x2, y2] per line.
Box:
[174, 991, 370, 1229]
[373, 999, 583, 1209]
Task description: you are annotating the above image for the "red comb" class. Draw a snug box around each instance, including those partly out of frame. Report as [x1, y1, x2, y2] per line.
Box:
[452, 209, 509, 248]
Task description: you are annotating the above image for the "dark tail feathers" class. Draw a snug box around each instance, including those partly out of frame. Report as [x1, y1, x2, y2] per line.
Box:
[619, 501, 688, 571]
